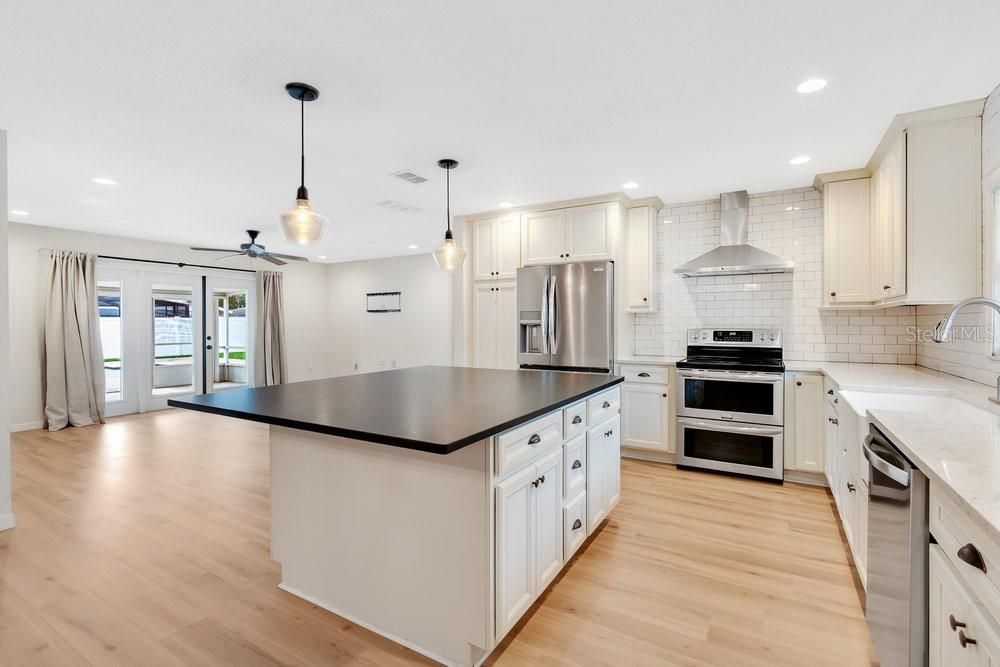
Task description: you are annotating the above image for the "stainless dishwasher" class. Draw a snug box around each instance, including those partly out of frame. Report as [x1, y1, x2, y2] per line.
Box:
[863, 424, 928, 667]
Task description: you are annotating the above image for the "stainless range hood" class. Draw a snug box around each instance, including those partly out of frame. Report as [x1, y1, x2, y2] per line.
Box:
[673, 190, 794, 277]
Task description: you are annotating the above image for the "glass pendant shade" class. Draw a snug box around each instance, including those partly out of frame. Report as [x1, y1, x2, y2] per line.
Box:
[279, 198, 329, 244]
[433, 233, 466, 270]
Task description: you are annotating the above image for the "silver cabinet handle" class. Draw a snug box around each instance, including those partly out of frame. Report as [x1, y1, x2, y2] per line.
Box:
[572, 518, 583, 530]
[572, 415, 582, 424]
[571, 459, 582, 469]
[528, 434, 541, 445]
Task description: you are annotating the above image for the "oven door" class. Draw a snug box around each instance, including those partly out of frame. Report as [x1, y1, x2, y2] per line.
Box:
[676, 369, 783, 425]
[676, 417, 784, 480]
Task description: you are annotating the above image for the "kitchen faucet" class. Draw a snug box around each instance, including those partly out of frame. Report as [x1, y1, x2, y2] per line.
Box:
[934, 297, 1000, 404]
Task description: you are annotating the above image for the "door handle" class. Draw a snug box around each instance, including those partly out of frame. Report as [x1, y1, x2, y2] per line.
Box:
[572, 415, 582, 424]
[528, 434, 541, 445]
[206, 345, 213, 350]
[548, 274, 558, 354]
[957, 543, 987, 574]
[571, 459, 582, 469]
[540, 276, 549, 355]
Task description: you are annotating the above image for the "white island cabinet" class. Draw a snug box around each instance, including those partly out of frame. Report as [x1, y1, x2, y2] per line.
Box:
[169, 367, 622, 667]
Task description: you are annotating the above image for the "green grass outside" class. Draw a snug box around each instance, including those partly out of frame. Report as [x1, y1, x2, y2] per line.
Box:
[103, 350, 246, 363]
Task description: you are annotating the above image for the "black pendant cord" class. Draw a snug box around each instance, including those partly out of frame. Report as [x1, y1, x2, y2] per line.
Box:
[445, 166, 451, 234]
[300, 97, 305, 191]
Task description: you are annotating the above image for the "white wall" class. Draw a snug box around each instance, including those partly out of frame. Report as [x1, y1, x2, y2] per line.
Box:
[327, 253, 453, 376]
[632, 186, 917, 362]
[915, 83, 1000, 385]
[8, 222, 332, 429]
[0, 130, 13, 529]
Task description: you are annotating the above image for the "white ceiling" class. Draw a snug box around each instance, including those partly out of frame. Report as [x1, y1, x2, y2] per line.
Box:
[2, 0, 1000, 263]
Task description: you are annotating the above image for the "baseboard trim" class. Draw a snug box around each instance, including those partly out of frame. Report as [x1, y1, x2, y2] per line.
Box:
[0, 513, 15, 531]
[621, 447, 675, 464]
[783, 469, 828, 487]
[277, 582, 464, 667]
[11, 420, 44, 433]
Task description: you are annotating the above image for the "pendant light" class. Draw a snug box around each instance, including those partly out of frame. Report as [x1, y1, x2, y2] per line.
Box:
[278, 82, 329, 244]
[433, 158, 466, 270]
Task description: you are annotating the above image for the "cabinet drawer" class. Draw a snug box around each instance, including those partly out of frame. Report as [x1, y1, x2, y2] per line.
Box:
[563, 401, 588, 440]
[497, 411, 562, 477]
[563, 434, 586, 500]
[563, 492, 587, 562]
[619, 364, 667, 385]
[588, 387, 621, 426]
[930, 484, 1000, 619]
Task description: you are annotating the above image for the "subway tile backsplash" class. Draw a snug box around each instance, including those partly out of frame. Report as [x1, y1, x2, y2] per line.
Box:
[632, 186, 917, 363]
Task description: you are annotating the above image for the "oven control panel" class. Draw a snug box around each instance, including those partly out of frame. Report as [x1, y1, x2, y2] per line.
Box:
[687, 328, 782, 347]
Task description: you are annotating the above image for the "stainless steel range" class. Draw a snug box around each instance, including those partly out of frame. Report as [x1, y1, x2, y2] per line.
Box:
[675, 328, 785, 481]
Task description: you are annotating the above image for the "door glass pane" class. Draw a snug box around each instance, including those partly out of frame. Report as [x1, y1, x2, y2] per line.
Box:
[683, 428, 774, 468]
[213, 289, 248, 391]
[98, 281, 123, 402]
[683, 378, 774, 416]
[151, 285, 194, 396]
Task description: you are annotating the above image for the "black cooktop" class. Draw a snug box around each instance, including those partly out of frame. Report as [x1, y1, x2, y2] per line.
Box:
[677, 344, 785, 373]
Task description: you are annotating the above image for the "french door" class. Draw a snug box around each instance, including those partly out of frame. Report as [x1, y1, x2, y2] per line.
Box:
[97, 265, 255, 416]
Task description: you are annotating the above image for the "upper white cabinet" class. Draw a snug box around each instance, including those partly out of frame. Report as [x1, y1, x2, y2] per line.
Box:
[473, 281, 517, 370]
[824, 178, 872, 305]
[522, 202, 614, 266]
[472, 215, 520, 281]
[820, 104, 982, 308]
[625, 203, 657, 312]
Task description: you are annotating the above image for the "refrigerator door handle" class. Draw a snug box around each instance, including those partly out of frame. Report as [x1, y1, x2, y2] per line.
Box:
[548, 274, 558, 354]
[539, 275, 550, 355]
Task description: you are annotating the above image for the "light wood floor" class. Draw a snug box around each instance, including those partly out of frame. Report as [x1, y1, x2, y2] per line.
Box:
[2, 409, 876, 666]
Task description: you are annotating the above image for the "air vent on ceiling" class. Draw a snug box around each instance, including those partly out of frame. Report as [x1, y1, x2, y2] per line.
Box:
[375, 200, 421, 212]
[391, 170, 428, 184]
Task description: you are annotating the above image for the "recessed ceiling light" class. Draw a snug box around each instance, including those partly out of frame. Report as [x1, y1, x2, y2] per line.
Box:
[622, 181, 639, 190]
[92, 177, 119, 185]
[796, 79, 827, 94]
[498, 202, 514, 209]
[408, 244, 419, 249]
[789, 156, 811, 165]
[317, 255, 327, 259]
[9, 209, 28, 216]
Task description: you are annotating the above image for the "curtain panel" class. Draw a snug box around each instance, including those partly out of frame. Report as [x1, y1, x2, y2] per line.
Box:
[43, 250, 105, 430]
[255, 270, 287, 386]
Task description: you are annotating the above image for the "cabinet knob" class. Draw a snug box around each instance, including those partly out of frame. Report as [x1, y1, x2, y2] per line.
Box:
[847, 482, 855, 492]
[662, 393, 667, 398]
[532, 479, 539, 488]
[827, 389, 834, 395]
[959, 630, 978, 648]
[643, 297, 648, 302]
[950, 614, 967, 632]
[538, 474, 545, 484]
[571, 459, 582, 469]
[795, 380, 802, 386]
[528, 434, 541, 445]
[883, 285, 891, 290]
[572, 518, 583, 530]
[957, 543, 987, 573]
[602, 401, 611, 409]
[830, 291, 837, 297]
[206, 345, 213, 350]
[828, 418, 839, 425]
[572, 415, 582, 424]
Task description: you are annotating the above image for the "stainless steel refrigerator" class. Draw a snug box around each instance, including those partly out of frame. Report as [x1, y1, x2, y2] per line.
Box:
[517, 261, 614, 373]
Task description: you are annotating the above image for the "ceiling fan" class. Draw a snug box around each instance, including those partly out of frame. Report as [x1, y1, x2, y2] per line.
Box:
[190, 230, 309, 266]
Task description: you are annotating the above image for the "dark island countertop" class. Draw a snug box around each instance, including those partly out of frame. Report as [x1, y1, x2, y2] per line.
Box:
[168, 366, 623, 454]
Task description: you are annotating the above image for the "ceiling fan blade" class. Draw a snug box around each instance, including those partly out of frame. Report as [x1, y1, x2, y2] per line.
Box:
[259, 254, 287, 266]
[215, 253, 248, 261]
[267, 253, 310, 262]
[191, 247, 242, 253]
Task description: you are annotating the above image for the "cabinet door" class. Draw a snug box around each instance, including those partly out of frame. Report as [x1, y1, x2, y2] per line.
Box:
[496, 215, 521, 279]
[495, 282, 518, 370]
[791, 374, 824, 472]
[533, 449, 563, 593]
[521, 210, 566, 265]
[604, 415, 621, 511]
[496, 464, 537, 637]
[930, 545, 977, 667]
[825, 402, 840, 506]
[621, 383, 668, 452]
[472, 283, 496, 368]
[472, 219, 496, 281]
[823, 178, 873, 304]
[565, 203, 612, 261]
[625, 205, 654, 311]
[857, 480, 868, 586]
[586, 425, 606, 534]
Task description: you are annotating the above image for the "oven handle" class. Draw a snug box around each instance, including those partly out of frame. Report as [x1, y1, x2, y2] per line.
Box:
[677, 417, 783, 436]
[676, 369, 784, 383]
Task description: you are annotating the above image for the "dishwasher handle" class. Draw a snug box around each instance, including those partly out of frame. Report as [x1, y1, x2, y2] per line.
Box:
[863, 435, 910, 487]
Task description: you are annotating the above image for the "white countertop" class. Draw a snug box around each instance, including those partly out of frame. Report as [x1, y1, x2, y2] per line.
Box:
[792, 361, 1000, 545]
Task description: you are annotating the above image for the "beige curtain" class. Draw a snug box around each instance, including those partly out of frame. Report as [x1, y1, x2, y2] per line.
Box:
[43, 250, 105, 430]
[255, 270, 287, 386]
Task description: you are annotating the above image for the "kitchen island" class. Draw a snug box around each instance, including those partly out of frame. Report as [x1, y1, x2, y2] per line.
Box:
[169, 366, 623, 666]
